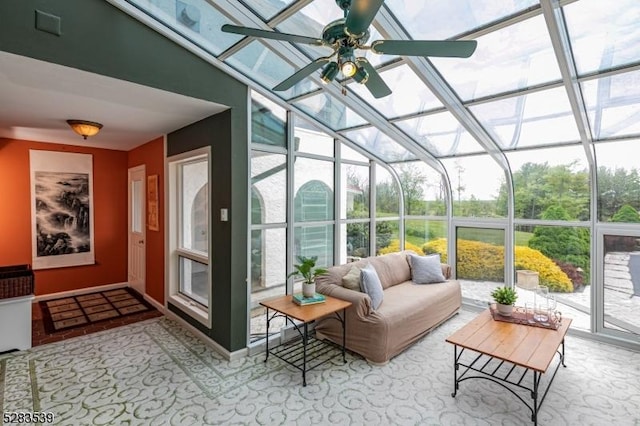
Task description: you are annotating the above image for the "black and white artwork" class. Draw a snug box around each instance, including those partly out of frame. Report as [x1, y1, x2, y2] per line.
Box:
[30, 150, 95, 269]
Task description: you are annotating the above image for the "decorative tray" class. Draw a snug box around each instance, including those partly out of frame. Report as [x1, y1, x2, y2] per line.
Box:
[489, 304, 561, 330]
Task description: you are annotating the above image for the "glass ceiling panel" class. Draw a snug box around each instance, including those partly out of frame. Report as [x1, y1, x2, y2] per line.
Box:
[276, 0, 343, 59]
[342, 127, 417, 163]
[432, 15, 561, 101]
[396, 111, 484, 157]
[564, 0, 640, 75]
[226, 40, 317, 98]
[471, 86, 580, 149]
[386, 0, 538, 40]
[128, 0, 240, 55]
[582, 70, 640, 140]
[240, 0, 296, 21]
[293, 92, 367, 130]
[348, 64, 443, 119]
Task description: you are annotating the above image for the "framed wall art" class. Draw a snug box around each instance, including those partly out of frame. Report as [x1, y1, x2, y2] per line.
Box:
[30, 150, 95, 269]
[147, 174, 159, 231]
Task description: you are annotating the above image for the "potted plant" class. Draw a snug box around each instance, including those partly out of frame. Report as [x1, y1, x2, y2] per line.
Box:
[288, 256, 328, 297]
[491, 286, 518, 317]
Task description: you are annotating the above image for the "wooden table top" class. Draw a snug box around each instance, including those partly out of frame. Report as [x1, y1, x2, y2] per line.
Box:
[260, 294, 352, 323]
[446, 309, 572, 373]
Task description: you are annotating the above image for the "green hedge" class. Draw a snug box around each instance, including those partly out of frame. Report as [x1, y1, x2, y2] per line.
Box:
[422, 238, 573, 292]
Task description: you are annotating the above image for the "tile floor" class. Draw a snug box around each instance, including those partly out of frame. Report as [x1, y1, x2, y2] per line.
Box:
[31, 300, 163, 347]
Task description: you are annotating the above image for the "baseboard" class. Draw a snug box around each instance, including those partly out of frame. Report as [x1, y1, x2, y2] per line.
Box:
[142, 294, 166, 314]
[34, 282, 129, 302]
[163, 310, 248, 361]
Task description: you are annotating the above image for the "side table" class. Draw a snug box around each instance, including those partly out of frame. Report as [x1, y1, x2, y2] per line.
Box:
[260, 294, 351, 386]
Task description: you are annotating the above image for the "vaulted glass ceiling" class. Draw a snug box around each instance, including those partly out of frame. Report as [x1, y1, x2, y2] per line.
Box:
[125, 0, 640, 165]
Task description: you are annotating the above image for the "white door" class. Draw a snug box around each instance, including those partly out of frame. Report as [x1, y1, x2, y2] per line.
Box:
[128, 165, 146, 296]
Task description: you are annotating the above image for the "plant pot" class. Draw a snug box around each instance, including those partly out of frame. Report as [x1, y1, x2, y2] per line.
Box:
[302, 282, 316, 298]
[496, 303, 513, 317]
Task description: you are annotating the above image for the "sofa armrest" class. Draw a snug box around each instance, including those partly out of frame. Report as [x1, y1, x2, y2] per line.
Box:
[316, 284, 372, 317]
[441, 264, 452, 280]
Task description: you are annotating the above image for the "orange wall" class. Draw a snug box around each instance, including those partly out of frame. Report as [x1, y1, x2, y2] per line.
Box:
[128, 137, 165, 305]
[0, 138, 128, 295]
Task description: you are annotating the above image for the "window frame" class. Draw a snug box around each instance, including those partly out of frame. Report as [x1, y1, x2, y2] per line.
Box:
[167, 147, 211, 327]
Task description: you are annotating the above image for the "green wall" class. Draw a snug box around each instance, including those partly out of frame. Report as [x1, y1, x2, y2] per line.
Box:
[0, 0, 249, 352]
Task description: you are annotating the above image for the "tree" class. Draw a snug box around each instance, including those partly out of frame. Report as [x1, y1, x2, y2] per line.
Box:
[611, 204, 640, 223]
[496, 161, 589, 220]
[395, 163, 426, 215]
[527, 205, 590, 287]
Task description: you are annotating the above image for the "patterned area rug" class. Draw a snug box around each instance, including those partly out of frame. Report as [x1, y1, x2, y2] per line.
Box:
[39, 287, 151, 333]
[1, 310, 639, 425]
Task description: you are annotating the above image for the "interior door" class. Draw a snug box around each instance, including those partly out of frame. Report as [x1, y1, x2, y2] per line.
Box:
[128, 165, 146, 296]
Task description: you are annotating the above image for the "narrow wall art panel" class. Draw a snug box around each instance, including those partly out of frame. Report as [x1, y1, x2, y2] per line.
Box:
[30, 150, 95, 269]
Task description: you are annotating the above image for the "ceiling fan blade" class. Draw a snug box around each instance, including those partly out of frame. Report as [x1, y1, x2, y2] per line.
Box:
[221, 24, 326, 46]
[371, 39, 478, 58]
[358, 59, 392, 99]
[345, 0, 384, 37]
[273, 58, 331, 91]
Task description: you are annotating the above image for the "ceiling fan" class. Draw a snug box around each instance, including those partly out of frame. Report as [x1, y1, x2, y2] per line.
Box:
[222, 0, 477, 99]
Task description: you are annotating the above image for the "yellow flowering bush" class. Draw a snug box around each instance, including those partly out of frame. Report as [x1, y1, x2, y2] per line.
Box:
[422, 238, 573, 292]
[378, 239, 424, 255]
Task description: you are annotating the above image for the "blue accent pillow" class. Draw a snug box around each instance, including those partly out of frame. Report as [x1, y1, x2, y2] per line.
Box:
[409, 253, 446, 284]
[360, 263, 384, 310]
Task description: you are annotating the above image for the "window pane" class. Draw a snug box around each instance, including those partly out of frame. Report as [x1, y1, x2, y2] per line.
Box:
[293, 92, 367, 130]
[505, 146, 590, 220]
[342, 127, 417, 163]
[376, 164, 400, 217]
[342, 164, 369, 220]
[179, 256, 208, 307]
[441, 156, 504, 218]
[251, 228, 286, 290]
[386, 0, 538, 40]
[596, 140, 640, 222]
[294, 225, 333, 268]
[603, 234, 640, 336]
[341, 143, 369, 162]
[376, 219, 399, 255]
[470, 86, 580, 149]
[341, 222, 370, 263]
[295, 119, 334, 157]
[432, 15, 560, 100]
[294, 158, 334, 222]
[132, 179, 142, 233]
[181, 159, 208, 254]
[582, 70, 640, 140]
[252, 92, 287, 147]
[227, 41, 317, 98]
[395, 111, 484, 156]
[564, 0, 640, 75]
[392, 162, 447, 216]
[252, 151, 286, 224]
[405, 219, 447, 254]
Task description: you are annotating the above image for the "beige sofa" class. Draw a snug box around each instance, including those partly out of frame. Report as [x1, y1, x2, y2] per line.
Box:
[314, 251, 461, 364]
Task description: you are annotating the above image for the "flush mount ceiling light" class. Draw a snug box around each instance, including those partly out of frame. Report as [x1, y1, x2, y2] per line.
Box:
[66, 119, 103, 140]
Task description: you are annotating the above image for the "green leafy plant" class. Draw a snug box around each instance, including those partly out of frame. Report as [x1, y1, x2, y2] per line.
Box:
[491, 286, 518, 305]
[287, 256, 328, 284]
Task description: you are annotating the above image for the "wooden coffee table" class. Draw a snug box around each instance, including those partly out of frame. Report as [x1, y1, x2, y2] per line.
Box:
[260, 294, 351, 386]
[446, 309, 571, 425]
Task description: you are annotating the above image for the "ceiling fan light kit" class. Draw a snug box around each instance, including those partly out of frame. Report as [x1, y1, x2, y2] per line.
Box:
[222, 0, 477, 98]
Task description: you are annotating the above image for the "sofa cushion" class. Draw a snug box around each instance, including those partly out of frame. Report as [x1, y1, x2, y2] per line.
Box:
[360, 264, 383, 310]
[409, 253, 446, 284]
[368, 251, 412, 289]
[341, 266, 361, 291]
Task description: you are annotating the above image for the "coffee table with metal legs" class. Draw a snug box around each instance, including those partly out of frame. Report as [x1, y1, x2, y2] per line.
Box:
[446, 309, 571, 425]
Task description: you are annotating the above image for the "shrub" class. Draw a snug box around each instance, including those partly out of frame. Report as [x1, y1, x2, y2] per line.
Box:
[423, 238, 573, 292]
[378, 239, 424, 255]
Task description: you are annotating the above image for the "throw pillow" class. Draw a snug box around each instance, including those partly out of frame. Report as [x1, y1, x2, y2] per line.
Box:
[360, 263, 384, 310]
[409, 253, 446, 284]
[341, 266, 361, 291]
